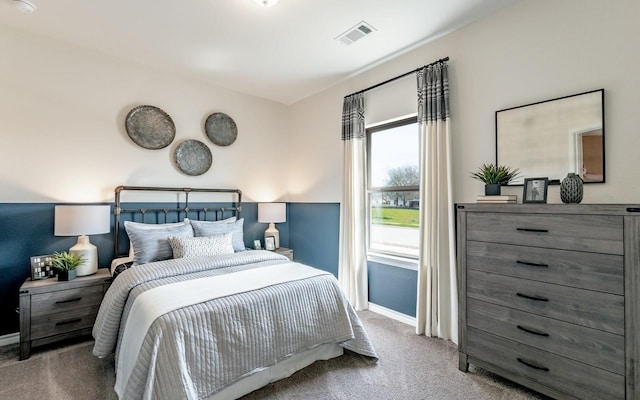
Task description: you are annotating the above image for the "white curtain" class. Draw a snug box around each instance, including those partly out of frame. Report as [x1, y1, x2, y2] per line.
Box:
[415, 63, 458, 343]
[338, 94, 368, 311]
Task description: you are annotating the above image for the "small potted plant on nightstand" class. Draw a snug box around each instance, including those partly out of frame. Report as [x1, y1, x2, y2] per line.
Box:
[471, 163, 520, 195]
[51, 251, 84, 281]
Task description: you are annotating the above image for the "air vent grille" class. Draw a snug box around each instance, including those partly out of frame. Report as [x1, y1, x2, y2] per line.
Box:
[335, 21, 376, 45]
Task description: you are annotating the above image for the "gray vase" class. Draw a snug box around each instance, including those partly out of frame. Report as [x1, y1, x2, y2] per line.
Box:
[560, 173, 583, 203]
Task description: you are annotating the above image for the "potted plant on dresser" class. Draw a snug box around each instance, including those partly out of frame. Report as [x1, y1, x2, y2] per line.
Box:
[471, 163, 520, 195]
[51, 251, 84, 281]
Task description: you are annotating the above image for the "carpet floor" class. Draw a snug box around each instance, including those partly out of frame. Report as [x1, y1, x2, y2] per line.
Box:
[0, 311, 549, 399]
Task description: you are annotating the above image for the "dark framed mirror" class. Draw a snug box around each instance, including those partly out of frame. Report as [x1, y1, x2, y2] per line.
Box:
[496, 89, 604, 185]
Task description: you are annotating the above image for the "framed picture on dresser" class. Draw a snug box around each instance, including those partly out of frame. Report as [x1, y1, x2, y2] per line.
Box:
[523, 177, 548, 203]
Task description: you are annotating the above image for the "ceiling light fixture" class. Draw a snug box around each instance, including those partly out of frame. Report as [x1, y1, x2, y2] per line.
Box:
[254, 0, 278, 7]
[13, 0, 37, 13]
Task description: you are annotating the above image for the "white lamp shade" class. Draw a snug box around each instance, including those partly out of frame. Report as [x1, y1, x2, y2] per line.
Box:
[54, 205, 111, 236]
[258, 203, 286, 223]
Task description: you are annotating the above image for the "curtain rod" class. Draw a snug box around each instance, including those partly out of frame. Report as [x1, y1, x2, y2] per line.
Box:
[344, 56, 449, 98]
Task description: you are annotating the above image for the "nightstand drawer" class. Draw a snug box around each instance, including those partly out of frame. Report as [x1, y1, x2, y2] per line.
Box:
[31, 305, 100, 339]
[31, 285, 105, 317]
[19, 268, 111, 360]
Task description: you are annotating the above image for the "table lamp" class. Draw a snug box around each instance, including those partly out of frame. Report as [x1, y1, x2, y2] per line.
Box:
[54, 205, 110, 276]
[258, 202, 286, 249]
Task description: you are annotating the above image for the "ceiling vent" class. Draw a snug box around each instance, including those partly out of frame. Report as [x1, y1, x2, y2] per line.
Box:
[335, 21, 376, 45]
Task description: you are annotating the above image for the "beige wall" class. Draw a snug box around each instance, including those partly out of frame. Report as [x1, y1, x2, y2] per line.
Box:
[2, 0, 638, 205]
[0, 24, 290, 203]
[288, 0, 640, 204]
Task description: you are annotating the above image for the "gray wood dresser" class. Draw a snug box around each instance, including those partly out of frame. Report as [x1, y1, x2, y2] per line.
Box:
[19, 268, 111, 360]
[456, 204, 640, 400]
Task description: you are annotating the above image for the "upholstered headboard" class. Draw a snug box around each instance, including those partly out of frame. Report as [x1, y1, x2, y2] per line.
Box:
[113, 186, 242, 257]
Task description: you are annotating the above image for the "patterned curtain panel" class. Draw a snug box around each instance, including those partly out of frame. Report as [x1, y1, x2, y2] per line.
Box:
[417, 63, 450, 123]
[341, 94, 365, 141]
[415, 62, 458, 342]
[338, 93, 368, 310]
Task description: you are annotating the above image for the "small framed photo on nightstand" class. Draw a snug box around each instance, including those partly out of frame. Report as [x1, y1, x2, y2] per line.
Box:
[265, 236, 276, 251]
[30, 254, 56, 280]
[253, 240, 262, 250]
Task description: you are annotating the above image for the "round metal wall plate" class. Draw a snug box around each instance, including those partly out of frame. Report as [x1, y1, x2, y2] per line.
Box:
[174, 139, 212, 176]
[205, 112, 237, 146]
[125, 105, 176, 149]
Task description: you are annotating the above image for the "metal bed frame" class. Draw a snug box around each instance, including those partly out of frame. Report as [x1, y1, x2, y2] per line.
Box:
[113, 186, 242, 257]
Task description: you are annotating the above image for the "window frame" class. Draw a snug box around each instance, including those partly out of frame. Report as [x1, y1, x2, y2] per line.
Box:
[366, 116, 420, 263]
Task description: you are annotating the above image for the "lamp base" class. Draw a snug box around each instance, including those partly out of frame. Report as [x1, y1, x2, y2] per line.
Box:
[70, 235, 98, 276]
[264, 223, 280, 249]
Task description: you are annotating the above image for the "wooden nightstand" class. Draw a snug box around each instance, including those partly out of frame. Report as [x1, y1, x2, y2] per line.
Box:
[18, 268, 111, 360]
[275, 247, 293, 261]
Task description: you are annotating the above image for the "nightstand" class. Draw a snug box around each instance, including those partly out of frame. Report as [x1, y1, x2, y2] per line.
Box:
[275, 247, 293, 261]
[18, 268, 111, 360]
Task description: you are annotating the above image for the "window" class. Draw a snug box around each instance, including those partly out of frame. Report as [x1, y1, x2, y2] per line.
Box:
[367, 117, 420, 259]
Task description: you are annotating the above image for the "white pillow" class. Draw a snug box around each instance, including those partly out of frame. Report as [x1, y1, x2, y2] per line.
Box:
[168, 233, 234, 258]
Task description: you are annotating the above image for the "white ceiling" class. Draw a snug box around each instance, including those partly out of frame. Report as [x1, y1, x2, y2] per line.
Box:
[0, 0, 520, 105]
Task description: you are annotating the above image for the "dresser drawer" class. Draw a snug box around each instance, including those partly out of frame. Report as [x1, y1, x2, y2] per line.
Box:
[467, 299, 624, 374]
[467, 270, 623, 335]
[31, 285, 105, 317]
[466, 241, 623, 294]
[467, 327, 624, 400]
[31, 305, 100, 339]
[466, 212, 623, 254]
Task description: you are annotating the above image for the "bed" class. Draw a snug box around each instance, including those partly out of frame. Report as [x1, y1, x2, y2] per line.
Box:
[92, 186, 377, 400]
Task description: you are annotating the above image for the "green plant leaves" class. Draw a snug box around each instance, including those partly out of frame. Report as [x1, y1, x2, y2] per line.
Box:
[470, 163, 520, 184]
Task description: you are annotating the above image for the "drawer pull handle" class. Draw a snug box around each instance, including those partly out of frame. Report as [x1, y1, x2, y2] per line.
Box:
[517, 325, 550, 337]
[516, 228, 549, 233]
[517, 357, 549, 372]
[55, 297, 82, 304]
[626, 207, 640, 213]
[516, 292, 549, 302]
[55, 318, 82, 326]
[516, 260, 549, 268]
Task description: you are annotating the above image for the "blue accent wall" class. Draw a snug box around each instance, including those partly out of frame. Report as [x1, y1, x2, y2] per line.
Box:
[288, 202, 417, 317]
[289, 203, 340, 276]
[0, 201, 416, 336]
[368, 261, 417, 316]
[0, 202, 287, 335]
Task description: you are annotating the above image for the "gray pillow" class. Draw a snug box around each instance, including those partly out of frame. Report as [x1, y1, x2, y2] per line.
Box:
[124, 221, 194, 265]
[190, 218, 246, 252]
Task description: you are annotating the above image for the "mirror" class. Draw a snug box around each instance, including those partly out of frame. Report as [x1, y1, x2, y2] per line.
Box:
[496, 89, 604, 185]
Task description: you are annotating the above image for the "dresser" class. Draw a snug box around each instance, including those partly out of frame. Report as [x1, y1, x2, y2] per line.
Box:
[456, 204, 640, 400]
[19, 268, 112, 360]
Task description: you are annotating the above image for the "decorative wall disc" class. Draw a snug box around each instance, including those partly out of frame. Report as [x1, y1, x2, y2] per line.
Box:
[125, 105, 175, 149]
[174, 140, 212, 176]
[205, 112, 237, 146]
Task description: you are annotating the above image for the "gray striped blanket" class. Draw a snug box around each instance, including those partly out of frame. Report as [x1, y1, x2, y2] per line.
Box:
[92, 251, 377, 399]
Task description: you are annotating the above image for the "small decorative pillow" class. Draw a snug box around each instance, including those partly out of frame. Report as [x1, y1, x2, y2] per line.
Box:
[125, 221, 194, 265]
[168, 233, 234, 258]
[190, 218, 246, 252]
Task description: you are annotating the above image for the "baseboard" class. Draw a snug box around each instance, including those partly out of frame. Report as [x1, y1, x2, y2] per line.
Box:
[0, 332, 19, 347]
[368, 303, 416, 327]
